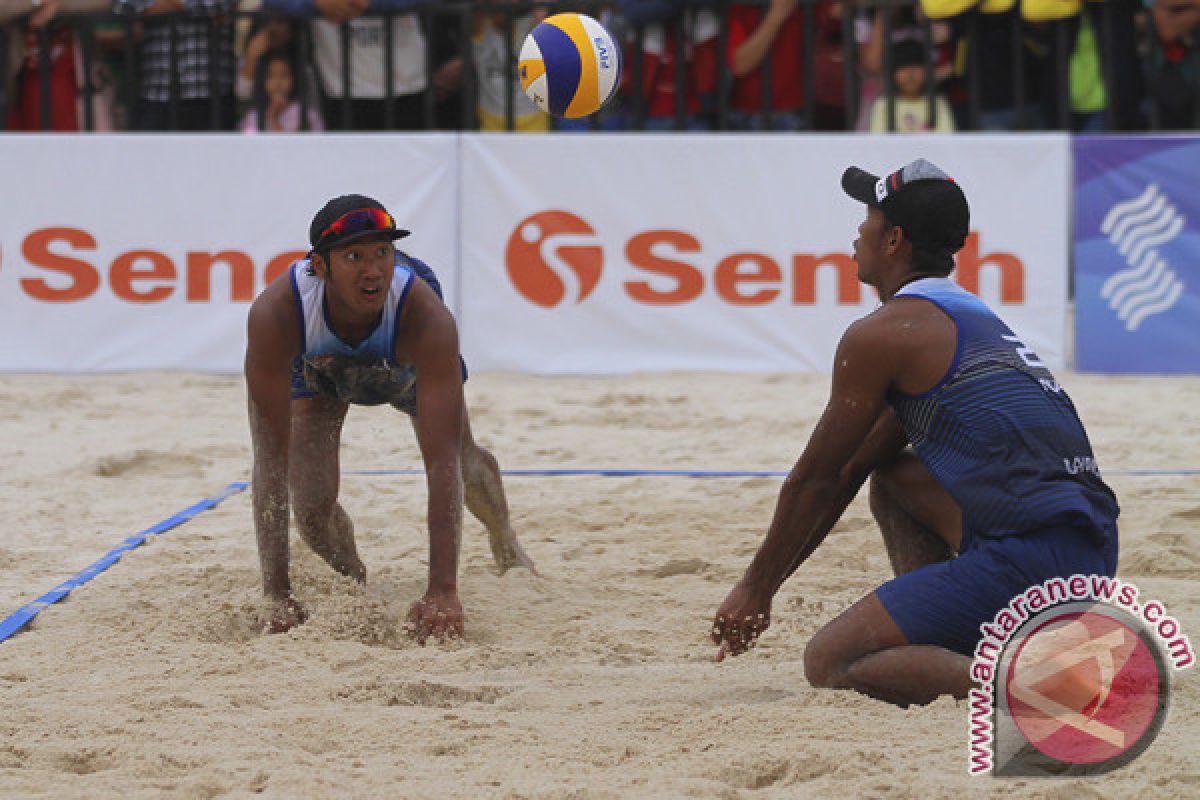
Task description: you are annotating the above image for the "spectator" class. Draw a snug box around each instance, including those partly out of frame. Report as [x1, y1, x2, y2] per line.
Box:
[1089, 0, 1146, 131]
[471, 4, 548, 132]
[113, 0, 237, 130]
[868, 39, 954, 132]
[239, 47, 323, 131]
[809, 0, 851, 131]
[263, 0, 429, 131]
[1067, 7, 1106, 131]
[726, 0, 798, 130]
[936, 3, 1045, 130]
[857, 3, 950, 130]
[1146, 0, 1200, 128]
[236, 14, 291, 102]
[3, 0, 116, 130]
[615, 0, 718, 130]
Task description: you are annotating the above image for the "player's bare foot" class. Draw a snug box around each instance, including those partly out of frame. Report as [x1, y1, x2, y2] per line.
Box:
[331, 554, 367, 583]
[490, 532, 537, 575]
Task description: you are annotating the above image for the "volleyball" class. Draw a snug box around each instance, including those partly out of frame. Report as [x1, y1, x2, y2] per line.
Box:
[518, 13, 622, 119]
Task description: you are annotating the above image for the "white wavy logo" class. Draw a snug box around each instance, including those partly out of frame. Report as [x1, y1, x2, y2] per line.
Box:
[1100, 184, 1186, 332]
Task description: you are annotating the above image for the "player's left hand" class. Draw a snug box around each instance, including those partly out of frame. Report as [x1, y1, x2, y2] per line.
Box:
[405, 589, 465, 645]
[711, 581, 772, 661]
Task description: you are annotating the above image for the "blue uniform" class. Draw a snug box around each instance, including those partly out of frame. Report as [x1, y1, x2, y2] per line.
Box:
[289, 252, 464, 413]
[875, 278, 1119, 655]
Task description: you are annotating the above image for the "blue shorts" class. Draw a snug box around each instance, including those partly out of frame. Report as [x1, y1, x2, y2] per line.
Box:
[875, 523, 1118, 656]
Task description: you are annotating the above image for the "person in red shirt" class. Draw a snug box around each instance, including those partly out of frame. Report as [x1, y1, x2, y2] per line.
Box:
[617, 0, 718, 130]
[726, 0, 833, 130]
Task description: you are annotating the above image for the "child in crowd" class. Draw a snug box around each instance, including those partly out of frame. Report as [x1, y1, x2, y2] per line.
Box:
[868, 39, 955, 133]
[240, 49, 324, 133]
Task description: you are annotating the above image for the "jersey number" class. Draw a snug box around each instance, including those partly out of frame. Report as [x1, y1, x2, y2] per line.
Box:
[1002, 334, 1061, 393]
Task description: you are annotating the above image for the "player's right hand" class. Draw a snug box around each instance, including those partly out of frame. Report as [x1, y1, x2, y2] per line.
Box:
[711, 581, 772, 661]
[265, 594, 308, 634]
[405, 589, 465, 645]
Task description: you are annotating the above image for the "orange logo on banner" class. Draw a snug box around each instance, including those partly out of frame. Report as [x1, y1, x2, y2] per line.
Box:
[1006, 611, 1162, 766]
[504, 214, 1026, 308]
[505, 211, 603, 308]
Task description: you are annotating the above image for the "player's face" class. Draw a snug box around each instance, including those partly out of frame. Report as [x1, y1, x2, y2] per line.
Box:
[852, 207, 888, 286]
[321, 235, 395, 315]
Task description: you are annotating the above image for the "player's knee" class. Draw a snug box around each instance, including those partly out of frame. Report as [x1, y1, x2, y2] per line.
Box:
[803, 630, 841, 689]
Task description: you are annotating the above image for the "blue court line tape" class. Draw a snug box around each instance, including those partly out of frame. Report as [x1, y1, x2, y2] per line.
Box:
[345, 468, 1200, 478]
[0, 481, 249, 645]
[4, 465, 1193, 646]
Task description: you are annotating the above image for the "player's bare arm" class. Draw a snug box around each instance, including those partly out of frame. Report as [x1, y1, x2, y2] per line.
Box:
[712, 309, 912, 657]
[245, 276, 305, 633]
[396, 279, 468, 643]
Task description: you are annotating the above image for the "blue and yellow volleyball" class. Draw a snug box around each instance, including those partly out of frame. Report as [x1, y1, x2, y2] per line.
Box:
[519, 13, 622, 119]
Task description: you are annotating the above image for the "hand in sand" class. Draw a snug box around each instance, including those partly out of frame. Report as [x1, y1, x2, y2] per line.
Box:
[406, 589, 465, 644]
[265, 594, 308, 634]
[711, 582, 772, 661]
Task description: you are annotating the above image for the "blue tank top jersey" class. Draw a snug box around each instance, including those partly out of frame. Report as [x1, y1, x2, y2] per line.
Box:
[887, 277, 1118, 540]
[289, 252, 444, 406]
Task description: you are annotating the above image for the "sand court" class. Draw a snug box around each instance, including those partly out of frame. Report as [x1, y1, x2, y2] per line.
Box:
[1, 371, 1197, 798]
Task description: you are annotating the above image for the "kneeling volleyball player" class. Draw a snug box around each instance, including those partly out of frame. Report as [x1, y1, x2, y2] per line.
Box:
[710, 161, 1119, 707]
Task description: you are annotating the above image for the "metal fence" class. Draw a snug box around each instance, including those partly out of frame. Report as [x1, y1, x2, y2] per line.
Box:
[0, 0, 1189, 133]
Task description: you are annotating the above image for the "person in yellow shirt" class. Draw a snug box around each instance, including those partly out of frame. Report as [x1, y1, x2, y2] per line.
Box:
[473, 6, 551, 132]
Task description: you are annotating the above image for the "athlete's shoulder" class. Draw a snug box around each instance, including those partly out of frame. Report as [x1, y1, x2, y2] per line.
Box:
[837, 292, 955, 380]
[837, 306, 906, 363]
[396, 251, 438, 279]
[247, 260, 303, 352]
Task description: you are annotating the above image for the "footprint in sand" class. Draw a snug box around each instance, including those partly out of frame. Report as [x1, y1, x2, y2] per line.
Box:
[91, 449, 207, 479]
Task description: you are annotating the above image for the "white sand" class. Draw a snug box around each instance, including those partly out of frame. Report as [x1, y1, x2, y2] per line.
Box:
[0, 371, 1197, 799]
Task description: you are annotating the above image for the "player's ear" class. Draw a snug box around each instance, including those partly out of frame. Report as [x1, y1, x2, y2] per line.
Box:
[310, 251, 329, 280]
[885, 224, 906, 255]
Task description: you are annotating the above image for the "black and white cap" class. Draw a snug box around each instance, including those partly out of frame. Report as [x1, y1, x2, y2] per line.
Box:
[841, 158, 970, 258]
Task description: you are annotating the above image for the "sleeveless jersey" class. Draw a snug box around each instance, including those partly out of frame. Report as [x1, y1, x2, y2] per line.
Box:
[289, 254, 419, 406]
[887, 277, 1118, 540]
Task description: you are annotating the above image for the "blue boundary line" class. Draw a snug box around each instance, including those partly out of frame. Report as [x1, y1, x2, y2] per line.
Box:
[3, 466, 1194, 645]
[346, 468, 1200, 478]
[0, 481, 249, 645]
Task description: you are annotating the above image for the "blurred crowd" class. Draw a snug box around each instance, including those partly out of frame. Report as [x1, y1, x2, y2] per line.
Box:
[1, 0, 1197, 132]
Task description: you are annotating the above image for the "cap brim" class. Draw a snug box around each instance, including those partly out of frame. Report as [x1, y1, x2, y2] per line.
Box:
[307, 228, 411, 258]
[841, 166, 882, 207]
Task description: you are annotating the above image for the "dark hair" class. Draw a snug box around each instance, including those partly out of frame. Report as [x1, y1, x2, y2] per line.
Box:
[891, 40, 928, 72]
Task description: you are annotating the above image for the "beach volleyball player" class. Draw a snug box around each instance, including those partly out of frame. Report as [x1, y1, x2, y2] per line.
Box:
[245, 195, 534, 637]
[710, 160, 1119, 706]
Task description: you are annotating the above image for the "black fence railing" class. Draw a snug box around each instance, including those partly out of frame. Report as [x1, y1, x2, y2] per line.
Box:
[0, 0, 1193, 133]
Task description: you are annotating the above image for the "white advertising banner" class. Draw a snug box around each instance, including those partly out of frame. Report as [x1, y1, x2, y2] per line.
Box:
[0, 135, 459, 372]
[460, 134, 1069, 373]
